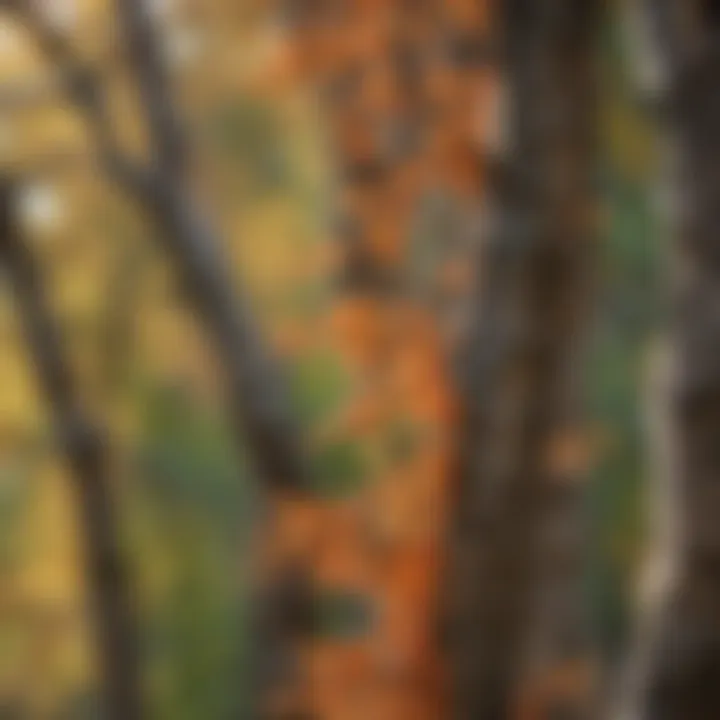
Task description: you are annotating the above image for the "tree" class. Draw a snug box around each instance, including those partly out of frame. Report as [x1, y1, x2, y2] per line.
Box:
[0, 178, 144, 720]
[620, 1, 720, 717]
[443, 1, 602, 717]
[4, 0, 310, 715]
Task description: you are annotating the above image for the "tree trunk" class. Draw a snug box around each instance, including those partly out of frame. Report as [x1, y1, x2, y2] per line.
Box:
[612, 339, 679, 720]
[444, 1, 601, 717]
[627, 1, 720, 717]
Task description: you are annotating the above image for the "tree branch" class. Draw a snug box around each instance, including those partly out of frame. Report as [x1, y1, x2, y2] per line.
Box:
[0, 177, 144, 720]
[13, 4, 310, 714]
[109, 0, 307, 495]
[112, 0, 187, 176]
[14, 0, 308, 494]
[12, 1, 152, 196]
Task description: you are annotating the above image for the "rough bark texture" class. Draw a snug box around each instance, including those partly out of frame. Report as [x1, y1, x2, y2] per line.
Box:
[0, 180, 144, 720]
[612, 340, 680, 720]
[444, 1, 600, 718]
[631, 1, 720, 718]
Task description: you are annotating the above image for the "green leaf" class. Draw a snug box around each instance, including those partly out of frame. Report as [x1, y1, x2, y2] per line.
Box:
[309, 440, 368, 498]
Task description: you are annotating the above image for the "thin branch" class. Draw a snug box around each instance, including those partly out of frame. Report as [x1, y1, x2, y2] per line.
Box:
[12, 1, 151, 195]
[109, 2, 311, 712]
[0, 177, 144, 720]
[13, 4, 310, 714]
[109, 0, 307, 494]
[112, 0, 187, 176]
[14, 0, 307, 494]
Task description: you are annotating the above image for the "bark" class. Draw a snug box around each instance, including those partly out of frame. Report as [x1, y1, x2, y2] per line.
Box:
[0, 179, 144, 720]
[109, 0, 307, 496]
[612, 340, 680, 720]
[13, 1, 311, 715]
[444, 1, 601, 717]
[625, 1, 720, 718]
[15, 0, 307, 493]
[107, 5, 312, 714]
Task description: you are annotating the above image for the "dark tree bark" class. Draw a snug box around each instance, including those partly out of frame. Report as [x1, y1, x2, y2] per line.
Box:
[14, 0, 307, 495]
[108, 4, 313, 715]
[10, 2, 311, 715]
[443, 1, 601, 718]
[626, 2, 720, 718]
[0, 179, 144, 720]
[110, 0, 307, 496]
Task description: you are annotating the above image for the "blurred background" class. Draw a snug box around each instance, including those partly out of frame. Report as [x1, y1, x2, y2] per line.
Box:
[0, 1, 683, 718]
